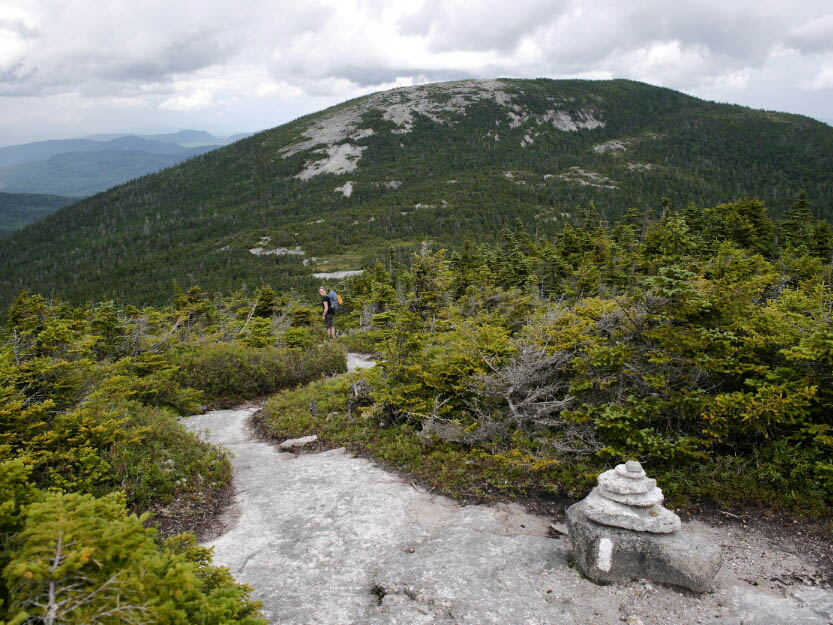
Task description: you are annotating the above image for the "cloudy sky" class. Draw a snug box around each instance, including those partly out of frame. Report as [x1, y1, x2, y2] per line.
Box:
[1, 0, 832, 146]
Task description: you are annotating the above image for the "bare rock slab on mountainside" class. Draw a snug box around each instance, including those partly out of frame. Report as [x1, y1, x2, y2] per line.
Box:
[367, 524, 568, 625]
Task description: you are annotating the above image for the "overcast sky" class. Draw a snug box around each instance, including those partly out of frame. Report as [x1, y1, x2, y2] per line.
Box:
[1, 0, 832, 146]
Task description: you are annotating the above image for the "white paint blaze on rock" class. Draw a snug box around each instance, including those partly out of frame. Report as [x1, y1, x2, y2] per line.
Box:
[597, 537, 613, 572]
[567, 460, 721, 592]
[182, 409, 832, 622]
[567, 505, 723, 593]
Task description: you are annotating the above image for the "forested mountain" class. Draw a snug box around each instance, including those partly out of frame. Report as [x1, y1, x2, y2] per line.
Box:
[1, 78, 832, 308]
[0, 192, 76, 237]
[0, 147, 217, 196]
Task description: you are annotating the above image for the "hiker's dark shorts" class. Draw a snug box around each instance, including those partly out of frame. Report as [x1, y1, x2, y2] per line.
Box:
[324, 312, 334, 329]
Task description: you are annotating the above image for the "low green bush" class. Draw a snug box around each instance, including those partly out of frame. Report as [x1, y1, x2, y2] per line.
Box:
[260, 374, 595, 503]
[176, 342, 347, 405]
[107, 400, 232, 513]
[0, 480, 265, 625]
[282, 326, 319, 350]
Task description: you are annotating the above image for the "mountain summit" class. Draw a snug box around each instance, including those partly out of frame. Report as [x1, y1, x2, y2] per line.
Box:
[1, 78, 831, 307]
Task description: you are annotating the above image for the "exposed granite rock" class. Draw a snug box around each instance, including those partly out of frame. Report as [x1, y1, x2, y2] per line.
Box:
[567, 506, 722, 592]
[183, 407, 830, 624]
[279, 435, 318, 450]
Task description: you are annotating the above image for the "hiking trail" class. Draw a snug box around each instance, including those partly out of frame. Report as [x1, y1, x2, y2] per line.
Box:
[183, 354, 832, 625]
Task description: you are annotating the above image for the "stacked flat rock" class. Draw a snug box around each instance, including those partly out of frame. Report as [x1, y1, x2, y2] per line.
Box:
[581, 460, 680, 533]
[566, 460, 722, 592]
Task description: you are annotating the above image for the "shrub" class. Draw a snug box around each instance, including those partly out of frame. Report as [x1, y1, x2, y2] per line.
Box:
[1, 491, 265, 624]
[106, 401, 232, 512]
[176, 343, 346, 405]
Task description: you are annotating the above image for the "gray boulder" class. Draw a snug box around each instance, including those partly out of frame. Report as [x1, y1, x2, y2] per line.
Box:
[567, 501, 722, 592]
[279, 434, 319, 450]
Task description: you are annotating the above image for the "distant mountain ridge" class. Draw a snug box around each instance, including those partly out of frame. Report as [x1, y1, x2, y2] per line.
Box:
[0, 130, 256, 197]
[0, 130, 252, 166]
[1, 78, 832, 308]
[82, 130, 222, 147]
[0, 148, 217, 197]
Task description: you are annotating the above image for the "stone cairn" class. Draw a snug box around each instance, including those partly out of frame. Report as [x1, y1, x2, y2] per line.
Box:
[566, 460, 722, 592]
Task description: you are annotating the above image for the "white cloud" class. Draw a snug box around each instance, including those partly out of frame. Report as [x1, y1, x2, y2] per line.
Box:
[719, 68, 753, 90]
[787, 13, 833, 53]
[807, 66, 833, 91]
[2, 0, 833, 145]
[160, 89, 213, 112]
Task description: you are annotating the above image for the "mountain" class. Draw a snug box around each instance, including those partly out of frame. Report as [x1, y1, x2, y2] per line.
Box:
[1, 78, 832, 308]
[225, 132, 258, 144]
[84, 130, 245, 147]
[0, 147, 216, 196]
[0, 131, 249, 197]
[0, 131, 252, 166]
[0, 192, 76, 237]
[97, 136, 201, 154]
[0, 135, 206, 167]
[0, 139, 105, 167]
[140, 130, 219, 146]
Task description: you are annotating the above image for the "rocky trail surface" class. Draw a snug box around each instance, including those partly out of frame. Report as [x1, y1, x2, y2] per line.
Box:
[183, 356, 833, 625]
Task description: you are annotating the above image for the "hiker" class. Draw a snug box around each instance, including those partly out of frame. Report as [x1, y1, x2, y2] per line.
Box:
[319, 286, 335, 339]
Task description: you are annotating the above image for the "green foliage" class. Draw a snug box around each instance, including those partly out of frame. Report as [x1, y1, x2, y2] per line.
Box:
[0, 458, 40, 615]
[0, 285, 358, 623]
[1, 491, 265, 625]
[0, 293, 227, 512]
[2, 170, 833, 622]
[0, 193, 75, 238]
[3, 79, 833, 310]
[107, 401, 232, 513]
[0, 148, 209, 197]
[260, 373, 594, 502]
[269, 199, 833, 515]
[175, 342, 346, 405]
